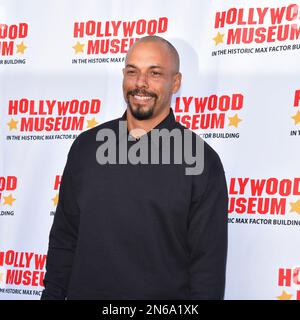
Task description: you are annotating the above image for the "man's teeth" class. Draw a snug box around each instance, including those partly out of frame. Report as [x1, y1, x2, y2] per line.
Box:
[134, 95, 152, 100]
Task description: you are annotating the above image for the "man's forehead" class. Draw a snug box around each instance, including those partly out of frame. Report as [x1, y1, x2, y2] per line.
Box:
[126, 42, 174, 65]
[125, 63, 164, 69]
[124, 37, 180, 73]
[127, 40, 172, 58]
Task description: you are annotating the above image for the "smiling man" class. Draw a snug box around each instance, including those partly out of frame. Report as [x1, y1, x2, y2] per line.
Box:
[41, 36, 228, 300]
[123, 37, 181, 124]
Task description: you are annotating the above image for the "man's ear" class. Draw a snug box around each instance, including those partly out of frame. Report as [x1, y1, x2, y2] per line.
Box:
[172, 72, 182, 93]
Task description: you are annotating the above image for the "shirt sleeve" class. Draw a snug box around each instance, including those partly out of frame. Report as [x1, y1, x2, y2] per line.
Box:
[41, 141, 80, 300]
[187, 151, 228, 300]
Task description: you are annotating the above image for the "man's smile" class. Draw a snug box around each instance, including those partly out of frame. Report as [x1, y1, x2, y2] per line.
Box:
[131, 94, 154, 103]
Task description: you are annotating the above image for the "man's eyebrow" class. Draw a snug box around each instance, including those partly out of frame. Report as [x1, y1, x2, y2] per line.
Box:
[125, 64, 137, 69]
[125, 64, 164, 69]
[149, 65, 164, 69]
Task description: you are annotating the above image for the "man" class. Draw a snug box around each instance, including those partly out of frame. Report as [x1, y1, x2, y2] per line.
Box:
[41, 36, 228, 300]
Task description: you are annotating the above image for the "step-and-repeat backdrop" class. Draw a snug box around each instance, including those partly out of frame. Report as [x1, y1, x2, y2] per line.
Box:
[0, 0, 299, 300]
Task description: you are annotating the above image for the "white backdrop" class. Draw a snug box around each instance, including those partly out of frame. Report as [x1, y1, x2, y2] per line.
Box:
[0, 0, 299, 300]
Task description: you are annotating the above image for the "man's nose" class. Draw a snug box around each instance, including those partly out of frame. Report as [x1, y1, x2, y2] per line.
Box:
[136, 72, 149, 88]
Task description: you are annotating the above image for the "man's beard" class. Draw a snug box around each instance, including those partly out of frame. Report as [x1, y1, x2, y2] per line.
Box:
[126, 89, 158, 120]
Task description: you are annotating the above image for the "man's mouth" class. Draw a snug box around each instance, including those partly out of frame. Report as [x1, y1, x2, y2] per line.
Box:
[132, 95, 153, 101]
[127, 90, 157, 103]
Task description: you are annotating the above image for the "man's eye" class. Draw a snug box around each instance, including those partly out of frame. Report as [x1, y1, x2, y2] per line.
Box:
[127, 70, 136, 75]
[151, 71, 161, 76]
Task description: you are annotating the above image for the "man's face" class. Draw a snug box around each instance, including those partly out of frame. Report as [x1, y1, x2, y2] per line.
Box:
[123, 41, 181, 120]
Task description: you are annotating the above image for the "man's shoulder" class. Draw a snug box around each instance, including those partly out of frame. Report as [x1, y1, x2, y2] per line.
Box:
[81, 115, 121, 139]
[173, 121, 214, 156]
[174, 120, 224, 174]
[67, 114, 123, 156]
[75, 114, 122, 143]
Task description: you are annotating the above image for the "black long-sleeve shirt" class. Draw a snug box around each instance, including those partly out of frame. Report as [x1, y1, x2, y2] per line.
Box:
[41, 108, 228, 300]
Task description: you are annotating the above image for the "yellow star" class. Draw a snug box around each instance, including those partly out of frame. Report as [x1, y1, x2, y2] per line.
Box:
[72, 41, 85, 54]
[3, 194, 16, 206]
[52, 193, 59, 207]
[87, 117, 99, 129]
[16, 42, 28, 54]
[290, 199, 300, 215]
[213, 32, 225, 45]
[7, 118, 18, 130]
[291, 110, 300, 125]
[228, 114, 242, 128]
[277, 290, 293, 300]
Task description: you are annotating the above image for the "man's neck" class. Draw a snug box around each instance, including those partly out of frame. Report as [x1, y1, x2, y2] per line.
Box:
[126, 107, 170, 139]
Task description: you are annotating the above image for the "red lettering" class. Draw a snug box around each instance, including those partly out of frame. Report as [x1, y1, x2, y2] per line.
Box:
[111, 21, 121, 36]
[19, 23, 28, 38]
[0, 24, 8, 38]
[215, 11, 227, 28]
[23, 270, 31, 286]
[8, 100, 18, 115]
[148, 20, 157, 35]
[0, 23, 28, 39]
[110, 38, 119, 53]
[291, 24, 300, 41]
[235, 197, 247, 214]
[266, 26, 277, 42]
[20, 116, 85, 132]
[104, 21, 112, 37]
[247, 197, 256, 214]
[278, 268, 292, 287]
[123, 21, 136, 37]
[265, 178, 278, 195]
[16, 252, 25, 268]
[227, 8, 238, 24]
[270, 7, 286, 24]
[228, 197, 236, 213]
[270, 198, 286, 215]
[34, 254, 47, 270]
[229, 179, 238, 195]
[194, 97, 207, 113]
[31, 271, 39, 286]
[228, 197, 285, 215]
[219, 95, 231, 111]
[286, 4, 299, 21]
[250, 179, 266, 196]
[136, 19, 146, 35]
[25, 252, 34, 268]
[183, 97, 194, 113]
[294, 90, 300, 107]
[278, 179, 292, 196]
[0, 176, 17, 191]
[86, 20, 96, 36]
[0, 251, 4, 266]
[294, 178, 300, 195]
[232, 94, 244, 110]
[73, 22, 85, 38]
[57, 101, 69, 116]
[256, 8, 269, 24]
[54, 175, 61, 190]
[293, 268, 300, 285]
[158, 17, 168, 33]
[238, 178, 249, 195]
[5, 250, 15, 265]
[174, 97, 183, 113]
[0, 41, 14, 56]
[227, 28, 241, 44]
